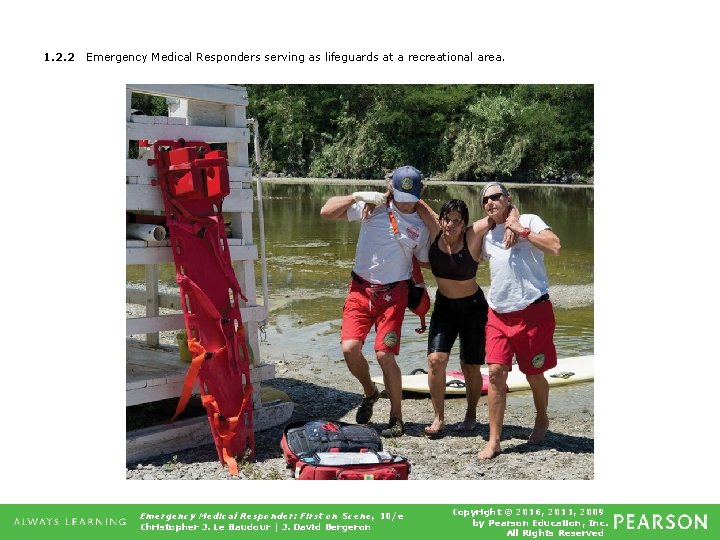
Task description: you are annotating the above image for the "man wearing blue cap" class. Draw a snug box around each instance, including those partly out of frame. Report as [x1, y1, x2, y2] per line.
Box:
[320, 165, 430, 437]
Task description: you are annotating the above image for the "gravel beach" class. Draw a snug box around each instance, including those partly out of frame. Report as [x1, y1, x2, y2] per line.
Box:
[126, 332, 594, 481]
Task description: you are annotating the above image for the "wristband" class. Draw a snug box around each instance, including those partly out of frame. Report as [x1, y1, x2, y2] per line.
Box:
[520, 227, 531, 239]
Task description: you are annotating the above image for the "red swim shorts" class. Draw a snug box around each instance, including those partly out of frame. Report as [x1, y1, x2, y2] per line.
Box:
[340, 279, 408, 354]
[485, 299, 557, 375]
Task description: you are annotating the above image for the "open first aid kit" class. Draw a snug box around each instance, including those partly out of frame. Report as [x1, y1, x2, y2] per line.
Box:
[280, 420, 411, 480]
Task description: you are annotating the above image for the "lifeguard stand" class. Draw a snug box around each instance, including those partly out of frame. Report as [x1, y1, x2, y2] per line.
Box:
[125, 84, 291, 462]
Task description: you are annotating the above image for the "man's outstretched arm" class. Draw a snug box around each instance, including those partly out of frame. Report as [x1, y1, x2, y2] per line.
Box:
[320, 192, 386, 220]
[320, 195, 355, 220]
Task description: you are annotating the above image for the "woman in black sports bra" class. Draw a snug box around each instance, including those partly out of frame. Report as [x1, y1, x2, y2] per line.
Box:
[415, 198, 517, 437]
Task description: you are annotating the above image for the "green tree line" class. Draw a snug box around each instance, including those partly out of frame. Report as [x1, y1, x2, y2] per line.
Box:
[132, 84, 593, 183]
[247, 84, 592, 183]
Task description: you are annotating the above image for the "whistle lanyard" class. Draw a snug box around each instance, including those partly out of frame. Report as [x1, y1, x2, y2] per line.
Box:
[387, 206, 400, 238]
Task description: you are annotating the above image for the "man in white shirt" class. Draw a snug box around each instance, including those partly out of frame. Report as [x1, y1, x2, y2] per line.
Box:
[478, 181, 562, 459]
[320, 166, 430, 437]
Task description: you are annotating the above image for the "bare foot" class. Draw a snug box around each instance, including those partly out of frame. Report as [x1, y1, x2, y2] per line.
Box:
[424, 419, 445, 436]
[528, 418, 549, 443]
[477, 443, 501, 460]
[456, 417, 476, 431]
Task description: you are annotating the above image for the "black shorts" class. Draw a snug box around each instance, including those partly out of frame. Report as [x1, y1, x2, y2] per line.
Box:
[427, 288, 489, 364]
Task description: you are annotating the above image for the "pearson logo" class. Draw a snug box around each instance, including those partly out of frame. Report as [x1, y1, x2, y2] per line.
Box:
[613, 513, 708, 530]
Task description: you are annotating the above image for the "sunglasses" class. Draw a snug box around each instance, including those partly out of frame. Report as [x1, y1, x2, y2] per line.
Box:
[482, 193, 504, 204]
[443, 218, 464, 226]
